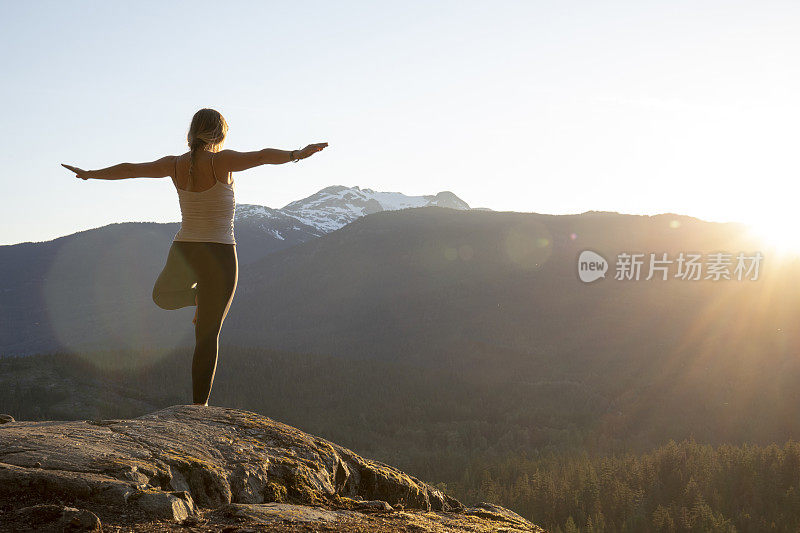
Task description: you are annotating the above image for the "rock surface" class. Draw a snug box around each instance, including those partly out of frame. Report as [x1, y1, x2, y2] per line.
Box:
[8, 504, 101, 532]
[0, 405, 544, 532]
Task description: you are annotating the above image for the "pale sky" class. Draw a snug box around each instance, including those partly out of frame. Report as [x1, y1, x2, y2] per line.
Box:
[2, 0, 799, 245]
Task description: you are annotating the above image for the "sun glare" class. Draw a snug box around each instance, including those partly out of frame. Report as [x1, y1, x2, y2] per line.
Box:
[744, 215, 800, 258]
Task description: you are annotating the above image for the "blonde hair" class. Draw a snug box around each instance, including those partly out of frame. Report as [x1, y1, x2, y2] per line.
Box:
[186, 108, 228, 189]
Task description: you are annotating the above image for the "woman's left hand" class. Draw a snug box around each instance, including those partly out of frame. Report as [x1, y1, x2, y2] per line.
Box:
[61, 163, 90, 180]
[297, 143, 329, 160]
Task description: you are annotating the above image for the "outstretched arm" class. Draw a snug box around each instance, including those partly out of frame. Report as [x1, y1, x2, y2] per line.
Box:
[216, 143, 328, 173]
[61, 156, 176, 180]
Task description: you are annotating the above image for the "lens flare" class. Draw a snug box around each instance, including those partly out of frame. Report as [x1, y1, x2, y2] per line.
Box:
[43, 233, 191, 369]
[503, 221, 553, 270]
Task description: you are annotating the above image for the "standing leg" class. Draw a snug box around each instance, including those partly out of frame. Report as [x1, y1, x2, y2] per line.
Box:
[152, 242, 200, 310]
[191, 243, 238, 405]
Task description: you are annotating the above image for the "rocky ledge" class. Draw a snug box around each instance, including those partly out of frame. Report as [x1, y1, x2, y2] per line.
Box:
[0, 405, 544, 532]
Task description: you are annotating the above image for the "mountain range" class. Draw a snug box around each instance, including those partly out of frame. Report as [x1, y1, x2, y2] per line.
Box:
[0, 185, 470, 355]
[3, 183, 800, 452]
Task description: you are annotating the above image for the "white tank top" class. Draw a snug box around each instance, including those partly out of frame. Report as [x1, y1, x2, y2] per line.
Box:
[172, 153, 237, 245]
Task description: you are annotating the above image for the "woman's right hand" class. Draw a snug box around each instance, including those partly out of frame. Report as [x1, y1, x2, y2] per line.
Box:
[62, 163, 91, 180]
[298, 142, 329, 160]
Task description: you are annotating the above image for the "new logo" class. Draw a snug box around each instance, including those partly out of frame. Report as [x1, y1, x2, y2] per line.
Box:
[577, 250, 608, 283]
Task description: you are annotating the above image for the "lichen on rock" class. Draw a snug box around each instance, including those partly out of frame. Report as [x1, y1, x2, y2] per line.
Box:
[0, 405, 544, 532]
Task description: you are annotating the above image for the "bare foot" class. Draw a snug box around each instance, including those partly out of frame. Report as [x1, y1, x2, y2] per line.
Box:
[192, 294, 198, 325]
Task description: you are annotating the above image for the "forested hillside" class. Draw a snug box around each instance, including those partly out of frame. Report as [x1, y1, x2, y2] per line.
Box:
[3, 347, 800, 531]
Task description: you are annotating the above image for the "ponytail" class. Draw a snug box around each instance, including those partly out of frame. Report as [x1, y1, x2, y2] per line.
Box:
[188, 138, 205, 190]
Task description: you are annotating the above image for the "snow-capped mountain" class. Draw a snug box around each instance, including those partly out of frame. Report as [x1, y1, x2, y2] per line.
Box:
[235, 204, 325, 240]
[226, 186, 471, 262]
[276, 185, 471, 233]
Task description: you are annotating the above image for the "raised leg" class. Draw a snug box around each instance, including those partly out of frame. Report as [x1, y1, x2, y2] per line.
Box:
[152, 243, 199, 310]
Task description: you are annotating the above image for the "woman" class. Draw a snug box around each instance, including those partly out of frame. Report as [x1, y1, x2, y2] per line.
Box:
[62, 108, 328, 406]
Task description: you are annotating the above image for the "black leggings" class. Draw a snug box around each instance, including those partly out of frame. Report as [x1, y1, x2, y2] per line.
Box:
[152, 241, 238, 405]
